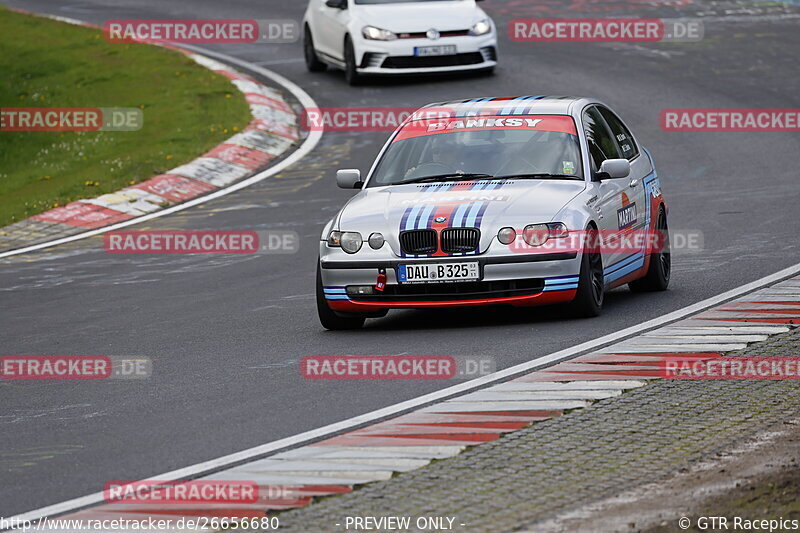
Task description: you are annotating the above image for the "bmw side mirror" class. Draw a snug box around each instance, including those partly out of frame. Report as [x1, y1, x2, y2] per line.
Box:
[336, 169, 363, 189]
[597, 159, 631, 180]
[325, 0, 346, 8]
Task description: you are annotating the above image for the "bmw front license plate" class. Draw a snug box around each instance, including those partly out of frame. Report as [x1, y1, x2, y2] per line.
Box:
[414, 45, 457, 57]
[398, 262, 479, 284]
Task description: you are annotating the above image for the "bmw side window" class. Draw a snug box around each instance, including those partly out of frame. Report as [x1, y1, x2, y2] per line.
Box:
[598, 107, 639, 160]
[582, 106, 620, 172]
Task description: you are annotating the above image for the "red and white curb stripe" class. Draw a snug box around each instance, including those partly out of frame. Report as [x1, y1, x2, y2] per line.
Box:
[0, 12, 307, 258]
[20, 273, 800, 530]
[24, 54, 297, 229]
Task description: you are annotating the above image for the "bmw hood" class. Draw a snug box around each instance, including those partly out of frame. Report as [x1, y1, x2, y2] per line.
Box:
[357, 1, 485, 33]
[336, 179, 586, 254]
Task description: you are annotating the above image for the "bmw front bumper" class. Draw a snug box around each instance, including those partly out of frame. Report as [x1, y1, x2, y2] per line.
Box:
[319, 243, 582, 312]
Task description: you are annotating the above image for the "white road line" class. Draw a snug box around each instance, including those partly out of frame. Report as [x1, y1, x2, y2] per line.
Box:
[0, 45, 323, 260]
[7, 261, 800, 526]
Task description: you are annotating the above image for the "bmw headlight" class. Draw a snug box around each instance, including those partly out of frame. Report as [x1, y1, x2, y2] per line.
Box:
[547, 222, 569, 238]
[368, 232, 385, 250]
[340, 232, 363, 254]
[362, 26, 398, 41]
[497, 227, 517, 245]
[469, 19, 492, 36]
[327, 231, 342, 247]
[523, 223, 569, 246]
[523, 224, 549, 246]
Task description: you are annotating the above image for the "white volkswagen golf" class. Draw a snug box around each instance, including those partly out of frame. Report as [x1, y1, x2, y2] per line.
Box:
[302, 0, 498, 84]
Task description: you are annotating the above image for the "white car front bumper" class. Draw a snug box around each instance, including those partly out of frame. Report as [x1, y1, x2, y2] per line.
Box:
[354, 33, 497, 75]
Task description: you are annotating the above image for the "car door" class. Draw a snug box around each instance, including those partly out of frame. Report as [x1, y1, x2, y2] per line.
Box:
[581, 105, 630, 274]
[597, 106, 653, 228]
[314, 0, 350, 61]
[597, 105, 650, 269]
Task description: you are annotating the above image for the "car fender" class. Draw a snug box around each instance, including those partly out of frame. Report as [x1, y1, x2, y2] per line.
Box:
[553, 190, 597, 235]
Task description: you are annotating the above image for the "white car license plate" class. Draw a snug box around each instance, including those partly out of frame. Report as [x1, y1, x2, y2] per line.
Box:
[414, 45, 457, 57]
[398, 262, 479, 284]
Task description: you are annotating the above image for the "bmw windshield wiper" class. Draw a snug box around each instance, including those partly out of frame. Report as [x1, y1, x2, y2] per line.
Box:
[401, 173, 494, 184]
[493, 173, 581, 180]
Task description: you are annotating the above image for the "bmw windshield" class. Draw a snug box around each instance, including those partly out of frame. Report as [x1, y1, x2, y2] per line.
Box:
[367, 114, 584, 187]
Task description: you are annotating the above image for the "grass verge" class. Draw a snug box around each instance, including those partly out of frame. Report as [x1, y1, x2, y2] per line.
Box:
[0, 7, 252, 227]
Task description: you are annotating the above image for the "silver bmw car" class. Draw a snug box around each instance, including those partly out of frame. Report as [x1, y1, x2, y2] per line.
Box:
[317, 96, 670, 329]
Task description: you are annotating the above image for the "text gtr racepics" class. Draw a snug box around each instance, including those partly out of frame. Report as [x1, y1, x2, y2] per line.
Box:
[317, 96, 670, 330]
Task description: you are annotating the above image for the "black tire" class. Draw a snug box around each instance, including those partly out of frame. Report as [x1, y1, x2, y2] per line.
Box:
[629, 207, 671, 292]
[343, 37, 361, 86]
[316, 263, 365, 330]
[304, 27, 326, 72]
[569, 227, 604, 318]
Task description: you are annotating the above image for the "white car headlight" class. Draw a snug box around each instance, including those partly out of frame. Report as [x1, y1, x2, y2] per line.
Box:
[497, 227, 516, 245]
[362, 26, 398, 41]
[340, 232, 363, 254]
[523, 223, 569, 246]
[547, 222, 569, 238]
[368, 232, 385, 250]
[523, 224, 549, 246]
[469, 19, 492, 36]
[327, 230, 342, 247]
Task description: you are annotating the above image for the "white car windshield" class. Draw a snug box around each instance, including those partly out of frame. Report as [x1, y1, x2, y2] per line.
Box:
[367, 115, 584, 186]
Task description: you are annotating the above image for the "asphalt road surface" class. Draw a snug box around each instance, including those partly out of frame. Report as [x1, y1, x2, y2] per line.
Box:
[1, 0, 799, 518]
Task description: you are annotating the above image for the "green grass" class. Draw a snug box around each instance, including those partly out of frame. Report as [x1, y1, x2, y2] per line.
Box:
[0, 7, 252, 227]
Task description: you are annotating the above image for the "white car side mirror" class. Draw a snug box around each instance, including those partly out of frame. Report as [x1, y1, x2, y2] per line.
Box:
[336, 169, 363, 189]
[598, 158, 631, 179]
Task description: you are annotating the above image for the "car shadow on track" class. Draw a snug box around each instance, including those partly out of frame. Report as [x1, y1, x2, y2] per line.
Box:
[314, 67, 496, 89]
[356, 288, 641, 331]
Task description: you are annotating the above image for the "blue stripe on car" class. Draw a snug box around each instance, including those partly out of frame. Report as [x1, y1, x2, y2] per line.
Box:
[498, 96, 530, 116]
[543, 275, 580, 291]
[604, 253, 646, 283]
[451, 202, 471, 227]
[323, 286, 349, 300]
[604, 253, 644, 275]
